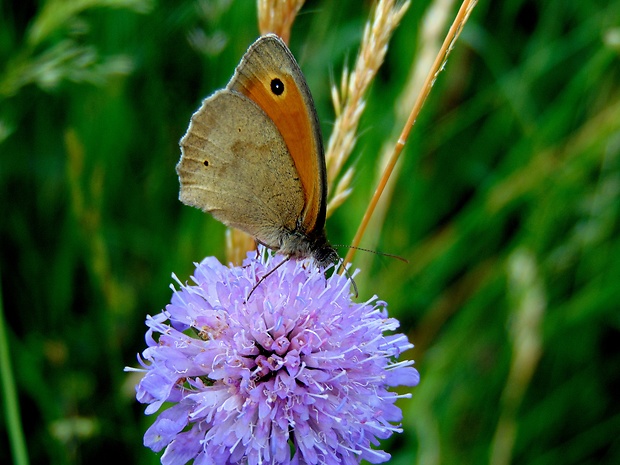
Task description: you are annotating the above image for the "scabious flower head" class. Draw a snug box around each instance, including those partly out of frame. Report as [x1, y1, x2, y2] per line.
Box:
[132, 249, 419, 465]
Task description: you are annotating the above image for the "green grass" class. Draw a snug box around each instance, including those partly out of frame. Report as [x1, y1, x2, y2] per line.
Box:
[1, 0, 619, 464]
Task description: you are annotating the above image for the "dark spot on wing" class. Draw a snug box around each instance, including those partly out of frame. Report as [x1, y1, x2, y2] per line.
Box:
[271, 78, 284, 96]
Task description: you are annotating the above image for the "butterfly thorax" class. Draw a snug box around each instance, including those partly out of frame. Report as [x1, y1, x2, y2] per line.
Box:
[277, 227, 338, 268]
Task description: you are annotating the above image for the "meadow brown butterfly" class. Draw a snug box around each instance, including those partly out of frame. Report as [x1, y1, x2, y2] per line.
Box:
[177, 34, 338, 268]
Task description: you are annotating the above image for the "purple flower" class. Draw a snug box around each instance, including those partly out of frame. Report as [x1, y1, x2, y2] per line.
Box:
[131, 250, 419, 465]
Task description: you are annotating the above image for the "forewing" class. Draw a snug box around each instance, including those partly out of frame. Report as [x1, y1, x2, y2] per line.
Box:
[177, 90, 305, 249]
[228, 34, 327, 235]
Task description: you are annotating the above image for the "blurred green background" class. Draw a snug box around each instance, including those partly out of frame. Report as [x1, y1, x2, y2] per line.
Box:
[1, 0, 619, 464]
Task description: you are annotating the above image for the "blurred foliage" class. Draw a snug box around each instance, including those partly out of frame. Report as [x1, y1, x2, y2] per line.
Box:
[1, 0, 619, 464]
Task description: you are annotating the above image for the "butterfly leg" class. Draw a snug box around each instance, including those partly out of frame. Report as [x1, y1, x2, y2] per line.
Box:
[244, 255, 291, 303]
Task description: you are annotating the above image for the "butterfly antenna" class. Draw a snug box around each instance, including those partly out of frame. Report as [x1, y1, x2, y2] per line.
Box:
[335, 245, 409, 263]
[245, 255, 291, 303]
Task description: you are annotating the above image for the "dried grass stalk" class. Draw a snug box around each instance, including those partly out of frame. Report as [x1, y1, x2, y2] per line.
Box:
[356, 0, 457, 272]
[257, 0, 306, 44]
[343, 0, 478, 268]
[226, 228, 258, 266]
[325, 0, 410, 217]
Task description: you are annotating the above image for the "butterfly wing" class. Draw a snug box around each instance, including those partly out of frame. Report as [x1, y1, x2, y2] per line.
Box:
[227, 34, 327, 236]
[177, 89, 305, 249]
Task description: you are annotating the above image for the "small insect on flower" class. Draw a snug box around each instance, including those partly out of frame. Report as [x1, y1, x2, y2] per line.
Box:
[129, 249, 419, 465]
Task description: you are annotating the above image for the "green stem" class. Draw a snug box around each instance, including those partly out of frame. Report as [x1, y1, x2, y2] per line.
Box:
[0, 268, 29, 465]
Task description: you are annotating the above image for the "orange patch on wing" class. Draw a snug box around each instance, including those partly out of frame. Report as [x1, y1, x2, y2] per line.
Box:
[236, 73, 321, 233]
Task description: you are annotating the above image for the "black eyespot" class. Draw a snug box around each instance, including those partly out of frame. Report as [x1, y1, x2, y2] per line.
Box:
[270, 78, 284, 96]
[203, 160, 209, 167]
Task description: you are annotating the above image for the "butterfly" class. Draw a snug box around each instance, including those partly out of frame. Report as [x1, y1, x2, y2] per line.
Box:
[177, 34, 338, 269]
